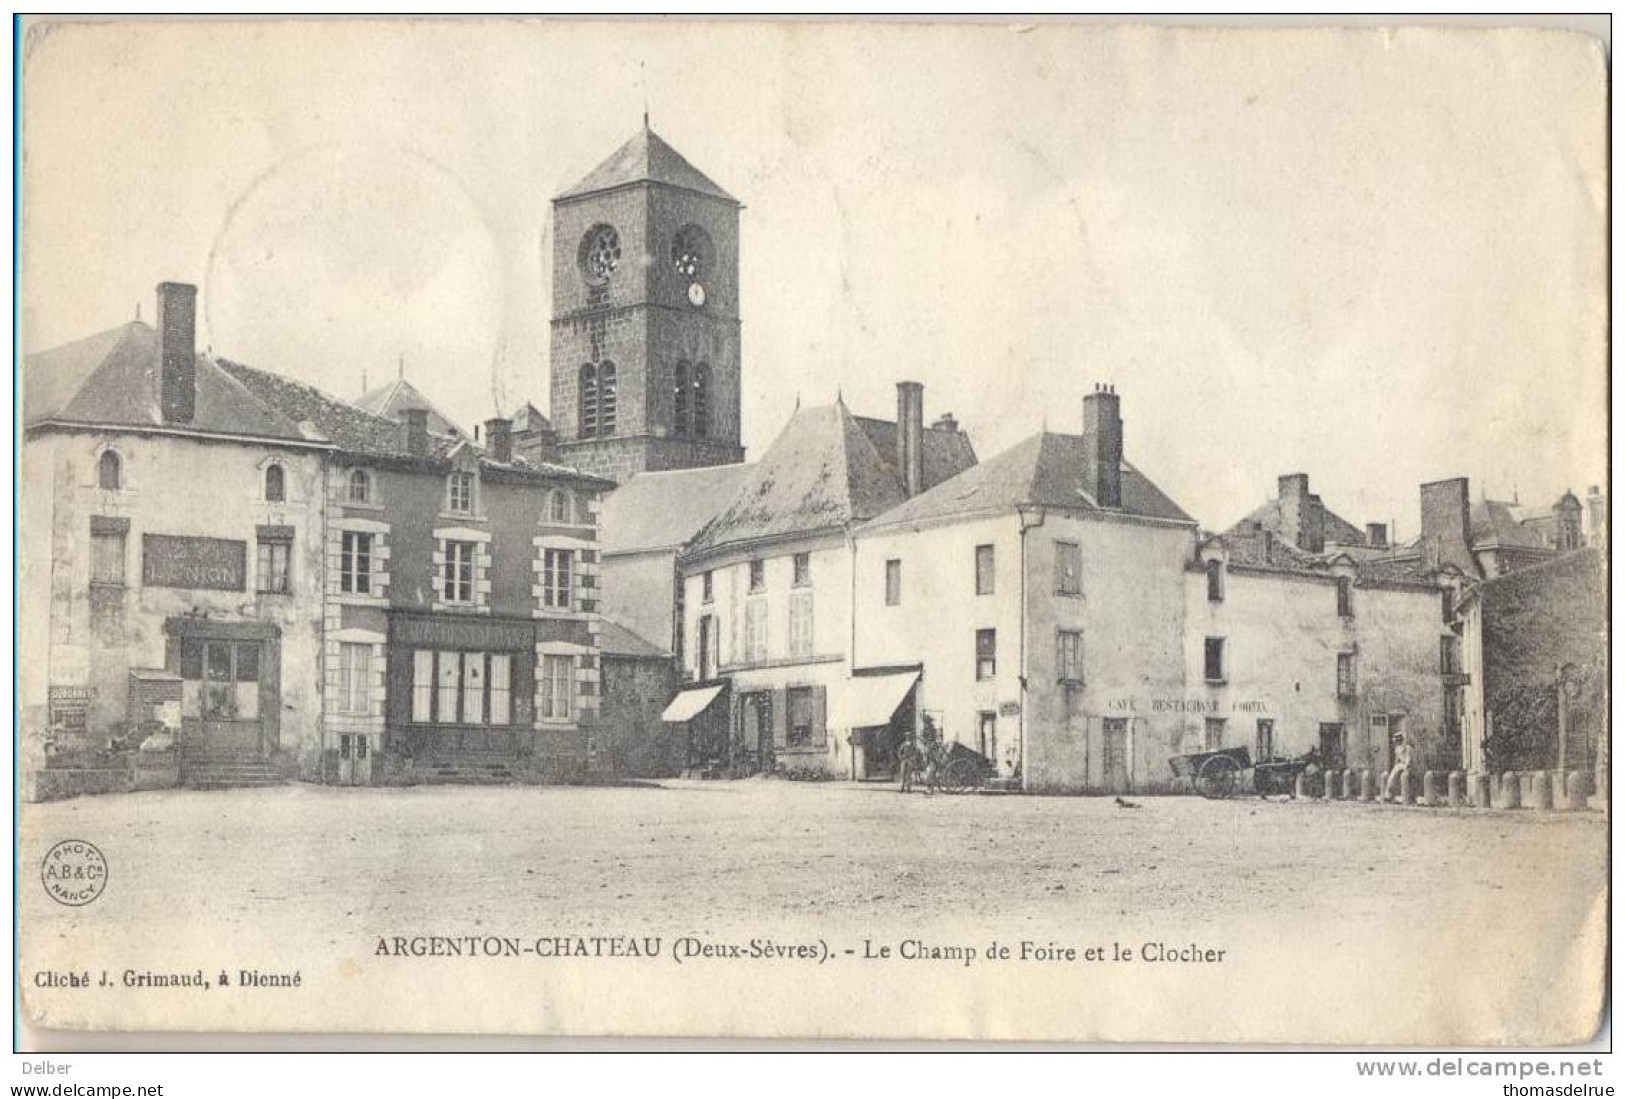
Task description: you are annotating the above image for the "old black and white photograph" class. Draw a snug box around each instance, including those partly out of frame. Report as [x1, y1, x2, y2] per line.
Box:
[10, 14, 1611, 1070]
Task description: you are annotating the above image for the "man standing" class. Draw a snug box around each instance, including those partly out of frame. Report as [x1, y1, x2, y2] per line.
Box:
[1383, 733, 1414, 802]
[898, 737, 922, 793]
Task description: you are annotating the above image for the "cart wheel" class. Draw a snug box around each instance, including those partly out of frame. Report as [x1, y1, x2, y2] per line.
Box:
[1198, 755, 1241, 800]
[942, 758, 979, 795]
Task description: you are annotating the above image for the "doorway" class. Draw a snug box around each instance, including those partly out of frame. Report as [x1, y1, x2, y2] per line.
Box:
[1102, 718, 1129, 793]
[195, 639, 265, 754]
[739, 692, 774, 773]
[1319, 722, 1347, 769]
[337, 733, 371, 786]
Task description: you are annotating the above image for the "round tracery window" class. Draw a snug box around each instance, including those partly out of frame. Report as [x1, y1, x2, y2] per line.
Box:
[671, 225, 711, 280]
[579, 224, 622, 283]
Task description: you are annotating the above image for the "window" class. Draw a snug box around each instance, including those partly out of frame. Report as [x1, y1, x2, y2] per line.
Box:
[547, 491, 569, 523]
[411, 650, 516, 726]
[674, 361, 690, 436]
[437, 651, 460, 721]
[1206, 559, 1224, 602]
[541, 548, 573, 610]
[347, 468, 371, 504]
[745, 600, 770, 663]
[793, 552, 811, 588]
[579, 364, 598, 438]
[885, 559, 901, 606]
[489, 654, 512, 726]
[702, 570, 714, 603]
[256, 535, 292, 594]
[1204, 717, 1227, 751]
[97, 450, 122, 491]
[340, 531, 372, 594]
[975, 628, 997, 680]
[786, 686, 825, 749]
[693, 364, 711, 439]
[975, 544, 995, 596]
[1255, 719, 1275, 761]
[1439, 636, 1459, 675]
[1337, 652, 1356, 699]
[749, 559, 765, 593]
[978, 712, 998, 763]
[411, 650, 434, 722]
[598, 362, 618, 436]
[1204, 637, 1225, 683]
[337, 643, 371, 715]
[789, 591, 814, 657]
[1057, 630, 1083, 683]
[90, 530, 125, 585]
[264, 464, 286, 503]
[441, 540, 476, 603]
[1441, 590, 1453, 623]
[540, 654, 573, 721]
[575, 493, 592, 525]
[1336, 577, 1354, 618]
[446, 472, 474, 514]
[1056, 541, 1081, 596]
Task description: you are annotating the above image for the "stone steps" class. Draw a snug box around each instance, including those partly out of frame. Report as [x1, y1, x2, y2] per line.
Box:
[182, 754, 284, 790]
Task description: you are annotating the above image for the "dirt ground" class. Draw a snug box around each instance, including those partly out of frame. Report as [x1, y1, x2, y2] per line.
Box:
[17, 779, 1609, 1043]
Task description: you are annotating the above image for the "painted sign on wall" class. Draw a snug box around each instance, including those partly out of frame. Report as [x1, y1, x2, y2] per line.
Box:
[141, 535, 247, 591]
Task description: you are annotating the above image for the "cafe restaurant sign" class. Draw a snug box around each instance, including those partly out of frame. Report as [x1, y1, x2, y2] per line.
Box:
[142, 535, 247, 592]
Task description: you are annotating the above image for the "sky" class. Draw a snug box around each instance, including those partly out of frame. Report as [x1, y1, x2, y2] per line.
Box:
[19, 18, 1609, 535]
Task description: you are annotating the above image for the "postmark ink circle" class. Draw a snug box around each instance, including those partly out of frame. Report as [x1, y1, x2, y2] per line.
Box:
[41, 840, 108, 907]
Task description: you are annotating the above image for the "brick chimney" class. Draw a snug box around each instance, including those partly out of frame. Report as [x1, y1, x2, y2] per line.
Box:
[932, 412, 959, 433]
[399, 408, 430, 457]
[485, 417, 513, 464]
[895, 381, 925, 498]
[1081, 385, 1123, 508]
[1366, 522, 1389, 550]
[1420, 477, 1478, 575]
[156, 282, 197, 424]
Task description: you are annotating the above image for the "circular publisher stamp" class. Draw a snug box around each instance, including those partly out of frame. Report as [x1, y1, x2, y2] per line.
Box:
[41, 840, 108, 907]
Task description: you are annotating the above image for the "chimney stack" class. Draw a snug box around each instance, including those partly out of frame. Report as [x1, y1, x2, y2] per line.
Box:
[156, 282, 197, 424]
[1081, 384, 1123, 508]
[1276, 474, 1326, 552]
[399, 408, 430, 458]
[895, 381, 925, 498]
[1366, 522, 1389, 550]
[932, 412, 959, 433]
[484, 417, 513, 464]
[1419, 477, 1477, 575]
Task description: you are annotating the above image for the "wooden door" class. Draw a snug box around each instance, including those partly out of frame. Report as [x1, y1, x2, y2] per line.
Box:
[1102, 718, 1129, 793]
[337, 734, 372, 786]
[200, 640, 263, 754]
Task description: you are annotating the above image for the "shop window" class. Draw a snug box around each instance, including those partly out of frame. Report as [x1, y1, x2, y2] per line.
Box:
[1056, 541, 1081, 596]
[540, 654, 573, 721]
[90, 528, 126, 586]
[340, 531, 372, 594]
[885, 559, 901, 606]
[1206, 559, 1224, 602]
[264, 463, 286, 503]
[1204, 637, 1225, 683]
[1057, 629, 1083, 683]
[411, 651, 434, 722]
[337, 643, 371, 715]
[187, 639, 260, 721]
[407, 651, 511, 725]
[446, 472, 474, 515]
[975, 544, 995, 595]
[541, 548, 574, 610]
[489, 654, 512, 726]
[1337, 652, 1356, 700]
[97, 449, 122, 491]
[975, 628, 997, 680]
[256, 534, 292, 594]
[786, 686, 825, 749]
[441, 540, 476, 603]
[347, 469, 371, 504]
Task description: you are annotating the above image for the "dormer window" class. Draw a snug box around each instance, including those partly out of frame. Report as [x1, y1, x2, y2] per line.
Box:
[447, 472, 474, 514]
[347, 469, 371, 504]
[264, 463, 286, 503]
[97, 450, 122, 491]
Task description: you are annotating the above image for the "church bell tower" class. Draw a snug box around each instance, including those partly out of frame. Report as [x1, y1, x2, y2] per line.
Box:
[549, 123, 746, 484]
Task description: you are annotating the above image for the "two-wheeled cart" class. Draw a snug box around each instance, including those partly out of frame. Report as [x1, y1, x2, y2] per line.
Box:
[1168, 745, 1322, 800]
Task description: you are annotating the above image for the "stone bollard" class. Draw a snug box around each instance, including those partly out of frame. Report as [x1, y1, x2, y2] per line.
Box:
[1293, 773, 1308, 800]
[1421, 771, 1442, 807]
[1360, 770, 1376, 802]
[1324, 770, 1341, 799]
[1499, 771, 1521, 810]
[1447, 771, 1466, 808]
[1469, 772, 1491, 808]
[1397, 771, 1413, 805]
[1565, 771, 1589, 812]
[1341, 770, 1356, 800]
[1530, 771, 1554, 810]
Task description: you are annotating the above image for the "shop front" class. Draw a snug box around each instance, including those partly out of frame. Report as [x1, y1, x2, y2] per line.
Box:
[386, 613, 537, 769]
[831, 669, 920, 781]
[165, 618, 283, 760]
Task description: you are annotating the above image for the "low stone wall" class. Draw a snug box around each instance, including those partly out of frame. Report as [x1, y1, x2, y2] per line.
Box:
[23, 749, 183, 803]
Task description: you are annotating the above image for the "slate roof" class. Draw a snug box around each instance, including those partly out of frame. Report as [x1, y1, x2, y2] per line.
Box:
[24, 321, 313, 443]
[557, 125, 736, 203]
[1471, 499, 1550, 550]
[599, 462, 757, 555]
[1228, 495, 1368, 548]
[862, 431, 1193, 531]
[355, 377, 467, 439]
[686, 401, 927, 558]
[597, 618, 669, 660]
[1215, 524, 1322, 572]
[852, 416, 979, 495]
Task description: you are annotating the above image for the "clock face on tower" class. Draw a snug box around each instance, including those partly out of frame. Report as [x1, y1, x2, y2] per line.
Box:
[687, 282, 706, 307]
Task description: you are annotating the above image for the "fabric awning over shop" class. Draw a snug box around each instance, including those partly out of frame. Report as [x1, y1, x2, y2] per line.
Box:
[830, 671, 920, 731]
[661, 684, 726, 723]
